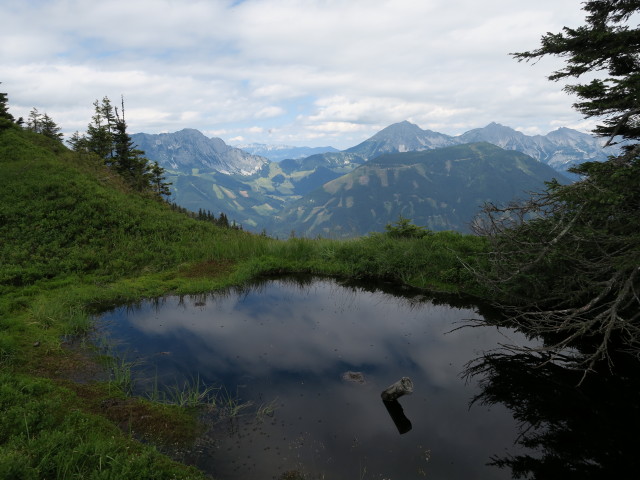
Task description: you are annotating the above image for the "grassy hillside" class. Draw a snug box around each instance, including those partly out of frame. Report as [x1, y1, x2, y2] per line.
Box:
[0, 124, 487, 478]
[0, 125, 270, 479]
[2, 131, 243, 286]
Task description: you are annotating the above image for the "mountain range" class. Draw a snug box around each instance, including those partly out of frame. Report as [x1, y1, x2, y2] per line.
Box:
[456, 122, 614, 171]
[343, 120, 616, 173]
[271, 142, 567, 237]
[132, 121, 609, 237]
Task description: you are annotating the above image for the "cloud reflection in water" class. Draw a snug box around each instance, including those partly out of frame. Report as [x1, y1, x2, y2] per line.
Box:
[96, 276, 528, 479]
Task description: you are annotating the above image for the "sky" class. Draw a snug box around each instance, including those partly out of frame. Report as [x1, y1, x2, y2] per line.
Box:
[1, 0, 593, 149]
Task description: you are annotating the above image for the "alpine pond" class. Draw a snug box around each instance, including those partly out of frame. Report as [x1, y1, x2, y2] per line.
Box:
[94, 276, 533, 479]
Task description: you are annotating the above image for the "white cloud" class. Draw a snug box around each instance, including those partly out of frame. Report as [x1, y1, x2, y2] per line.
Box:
[1, 0, 592, 148]
[254, 106, 285, 119]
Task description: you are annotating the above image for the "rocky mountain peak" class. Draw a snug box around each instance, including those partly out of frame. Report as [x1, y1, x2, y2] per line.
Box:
[131, 130, 268, 176]
[346, 121, 454, 157]
[458, 123, 525, 143]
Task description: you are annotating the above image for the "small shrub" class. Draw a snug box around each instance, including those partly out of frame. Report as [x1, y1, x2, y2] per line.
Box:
[384, 215, 432, 239]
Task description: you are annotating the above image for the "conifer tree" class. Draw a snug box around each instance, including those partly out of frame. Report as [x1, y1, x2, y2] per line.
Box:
[218, 212, 229, 228]
[40, 113, 63, 142]
[25, 108, 63, 142]
[26, 107, 41, 133]
[512, 0, 640, 149]
[111, 98, 153, 192]
[0, 83, 15, 125]
[475, 0, 640, 372]
[150, 161, 172, 198]
[86, 97, 115, 161]
[68, 131, 88, 151]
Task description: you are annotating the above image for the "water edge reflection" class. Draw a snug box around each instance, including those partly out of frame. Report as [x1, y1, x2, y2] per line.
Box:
[94, 275, 529, 479]
[465, 348, 640, 479]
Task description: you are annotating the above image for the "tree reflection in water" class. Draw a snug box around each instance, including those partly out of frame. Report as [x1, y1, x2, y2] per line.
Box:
[465, 350, 640, 479]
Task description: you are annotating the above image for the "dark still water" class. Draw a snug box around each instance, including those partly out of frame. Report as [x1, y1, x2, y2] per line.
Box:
[95, 276, 530, 479]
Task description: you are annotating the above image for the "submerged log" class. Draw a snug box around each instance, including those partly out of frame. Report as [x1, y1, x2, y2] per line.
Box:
[380, 377, 413, 401]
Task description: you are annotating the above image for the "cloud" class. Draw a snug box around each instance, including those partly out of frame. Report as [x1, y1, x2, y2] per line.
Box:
[1, 0, 591, 148]
[254, 106, 285, 119]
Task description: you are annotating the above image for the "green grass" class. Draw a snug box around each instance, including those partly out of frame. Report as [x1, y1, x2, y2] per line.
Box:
[147, 375, 219, 409]
[238, 231, 487, 293]
[0, 123, 488, 478]
[0, 373, 204, 480]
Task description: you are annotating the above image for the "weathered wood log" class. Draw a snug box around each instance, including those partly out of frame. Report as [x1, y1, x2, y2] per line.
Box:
[380, 377, 413, 401]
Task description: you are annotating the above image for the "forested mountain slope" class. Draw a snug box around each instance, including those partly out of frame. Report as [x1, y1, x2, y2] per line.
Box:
[270, 142, 568, 238]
